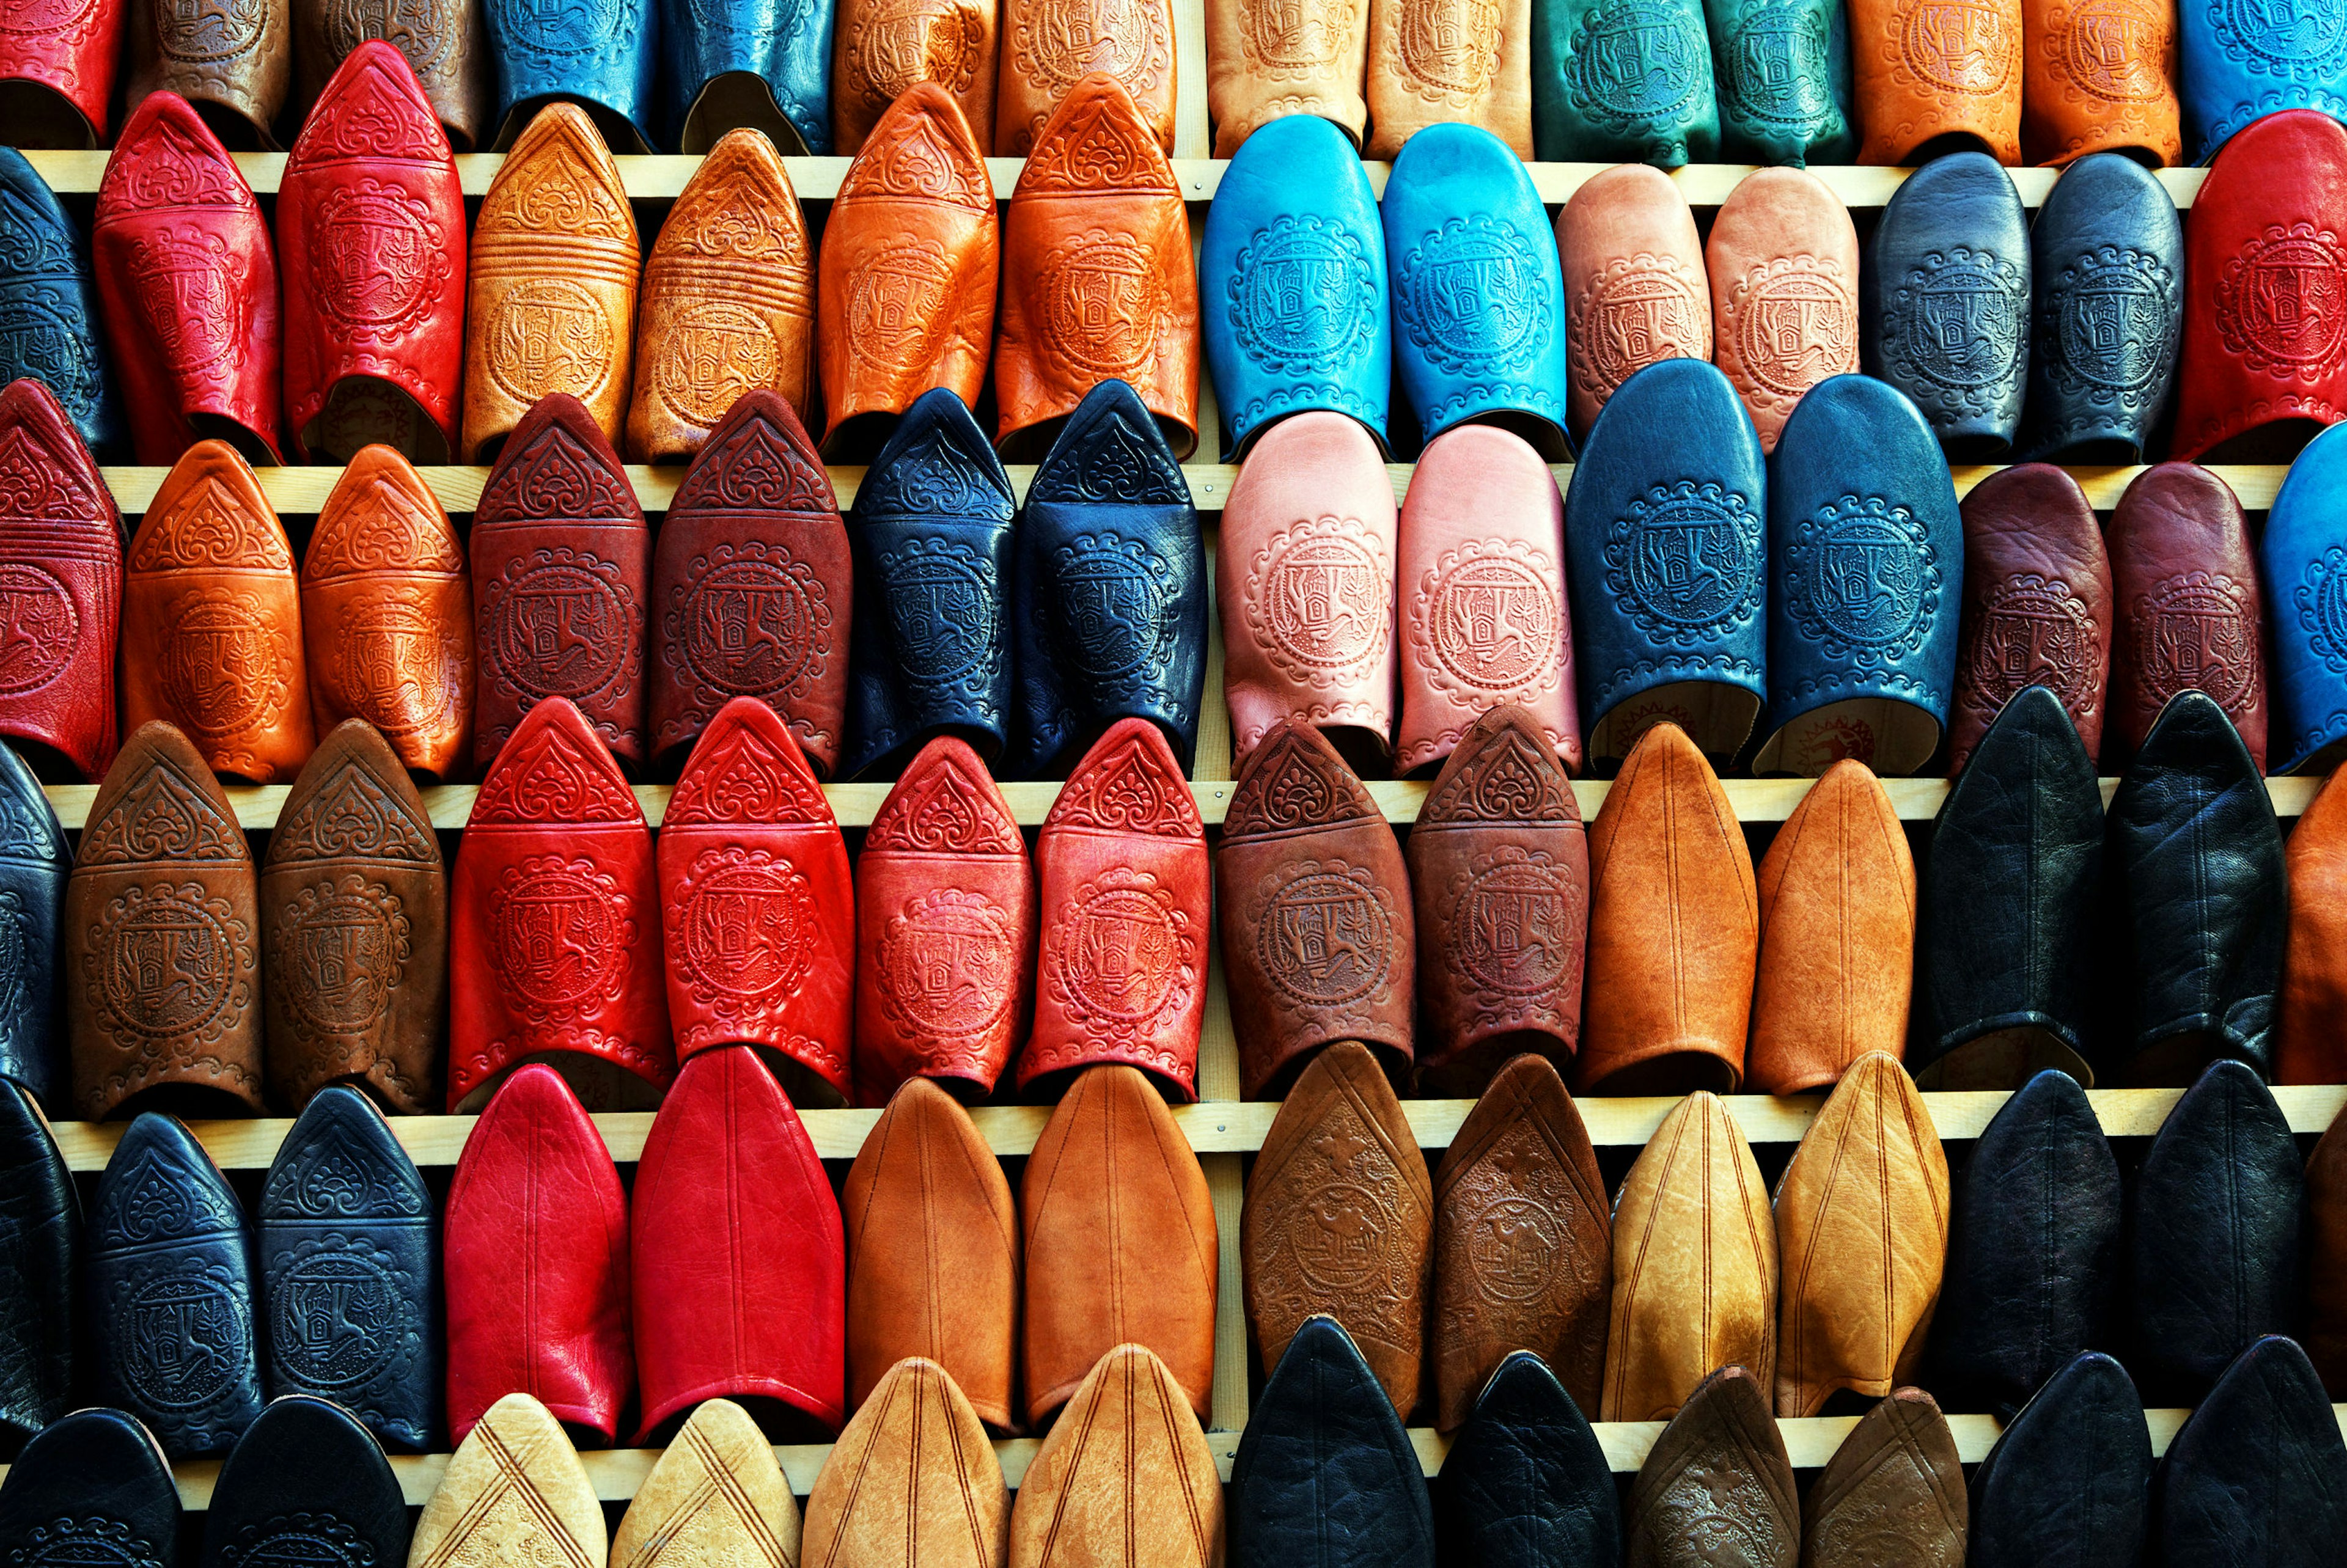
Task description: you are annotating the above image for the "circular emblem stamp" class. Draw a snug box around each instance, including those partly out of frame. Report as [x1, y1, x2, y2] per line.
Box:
[678, 552, 821, 697]
[1464, 1195, 1560, 1300]
[1057, 879, 1184, 1024]
[163, 593, 289, 741]
[1012, 0, 1167, 92]
[13, 1521, 160, 1568]
[274, 880, 408, 1038]
[2209, 0, 2347, 69]
[1052, 535, 1176, 684]
[2059, 0, 2169, 98]
[879, 888, 1018, 1039]
[273, 1250, 407, 1389]
[1227, 216, 1381, 375]
[1291, 1181, 1393, 1291]
[1725, 4, 1835, 128]
[499, 0, 621, 56]
[0, 562, 76, 696]
[847, 240, 957, 375]
[310, 183, 445, 341]
[334, 599, 465, 738]
[221, 1518, 371, 1568]
[490, 859, 626, 1014]
[1256, 865, 1394, 1007]
[485, 277, 614, 405]
[120, 1271, 244, 1409]
[0, 0, 99, 32]
[1041, 235, 1166, 376]
[490, 555, 633, 703]
[1576, 258, 1706, 395]
[1898, 0, 2017, 90]
[323, 0, 452, 70]
[1732, 260, 1855, 399]
[655, 301, 780, 427]
[2139, 572, 2257, 709]
[680, 852, 815, 1002]
[852, 0, 987, 96]
[1241, 0, 1346, 66]
[1967, 574, 2095, 708]
[1567, 0, 1706, 122]
[1788, 497, 1938, 656]
[1249, 519, 1390, 682]
[881, 538, 1001, 696]
[1397, 0, 1503, 92]
[1604, 481, 1766, 642]
[2216, 223, 2347, 377]
[1893, 249, 2025, 401]
[157, 0, 269, 61]
[130, 231, 246, 378]
[1398, 216, 1548, 373]
[97, 884, 244, 1041]
[2047, 246, 2173, 398]
[1453, 852, 1579, 997]
[1425, 544, 1557, 695]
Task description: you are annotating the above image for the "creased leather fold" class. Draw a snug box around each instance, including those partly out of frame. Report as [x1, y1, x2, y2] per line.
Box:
[1436, 1351, 1618, 1567]
[1966, 1351, 2150, 1568]
[0, 1083, 74, 1445]
[663, 0, 836, 155]
[2283, 764, 2347, 1085]
[1949, 463, 2111, 771]
[1007, 1344, 1224, 1568]
[803, 1357, 1008, 1568]
[2107, 462, 2263, 774]
[2151, 1336, 2347, 1567]
[1705, 167, 1859, 454]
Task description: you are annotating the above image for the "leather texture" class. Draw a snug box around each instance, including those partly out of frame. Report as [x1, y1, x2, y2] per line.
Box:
[663, 0, 834, 153]
[89, 1113, 265, 1457]
[1708, 0, 1854, 163]
[460, 104, 640, 461]
[1948, 463, 2112, 771]
[1760, 372, 1963, 776]
[1930, 1069, 2120, 1419]
[2015, 154, 2184, 464]
[443, 1064, 633, 1445]
[93, 93, 282, 465]
[278, 43, 466, 465]
[2101, 691, 2283, 1083]
[1624, 1364, 1796, 1568]
[851, 735, 1034, 1104]
[1229, 1317, 1435, 1568]
[1367, 0, 1529, 155]
[260, 720, 447, 1113]
[631, 1044, 847, 1440]
[1199, 114, 1390, 456]
[469, 393, 650, 771]
[123, 0, 289, 148]
[996, 76, 1198, 461]
[612, 1398, 802, 1568]
[1603, 1091, 1776, 1421]
[0, 157, 121, 457]
[1025, 719, 1209, 1096]
[817, 86, 997, 456]
[2260, 419, 2347, 772]
[650, 392, 848, 775]
[627, 130, 817, 463]
[449, 697, 674, 1112]
[68, 722, 263, 1118]
[1913, 686, 2103, 1088]
[299, 446, 474, 781]
[0, 0, 122, 145]
[2179, 0, 2347, 158]
[1203, 0, 1365, 155]
[260, 1086, 438, 1449]
[1022, 1063, 1218, 1426]
[2126, 1061, 2302, 1404]
[1397, 430, 1576, 776]
[480, 0, 655, 150]
[1216, 720, 1414, 1099]
[1431, 1054, 1609, 1430]
[1529, 0, 1717, 163]
[1216, 412, 1397, 768]
[1561, 357, 1766, 766]
[1557, 166, 1711, 441]
[202, 1396, 410, 1568]
[2283, 764, 2347, 1084]
[122, 442, 314, 784]
[1861, 154, 2029, 460]
[1436, 1350, 1618, 1568]
[292, 0, 491, 150]
[1407, 708, 1587, 1092]
[2107, 462, 2264, 774]
[2171, 111, 2347, 463]
[842, 390, 1018, 775]
[801, 1357, 1009, 1568]
[829, 0, 997, 152]
[1967, 1351, 2150, 1568]
[1803, 1389, 1965, 1568]
[410, 1393, 605, 1568]
[2304, 1101, 2347, 1393]
[0, 1409, 178, 1568]
[1578, 721, 1756, 1094]
[1244, 1039, 1433, 1416]
[2152, 1336, 2347, 1567]
[1847, 0, 2019, 161]
[0, 739, 69, 1116]
[1380, 126, 1567, 455]
[1014, 380, 1207, 776]
[1008, 1344, 1225, 1568]
[993, 0, 1175, 154]
[2023, 0, 2176, 161]
[657, 698, 854, 1104]
[0, 1082, 75, 1448]
[1704, 167, 1859, 454]
[1772, 1053, 1950, 1418]
[1747, 759, 1914, 1094]
[843, 1078, 1019, 1427]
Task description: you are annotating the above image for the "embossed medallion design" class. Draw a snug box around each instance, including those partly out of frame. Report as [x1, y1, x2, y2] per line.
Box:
[1788, 496, 1940, 659]
[1575, 256, 1706, 395]
[1604, 480, 1766, 642]
[1731, 259, 1855, 398]
[849, 0, 988, 98]
[845, 240, 957, 375]
[1726, 5, 1837, 127]
[1247, 517, 1391, 683]
[2042, 245, 2175, 403]
[1397, 216, 1548, 373]
[676, 848, 815, 1002]
[1038, 232, 1167, 379]
[1898, 0, 2018, 92]
[484, 278, 615, 405]
[1046, 869, 1192, 1036]
[2137, 571, 2258, 709]
[309, 183, 449, 345]
[878, 537, 1003, 699]
[1967, 574, 2095, 707]
[0, 563, 75, 696]
[271, 1245, 413, 1390]
[1240, 0, 1350, 64]
[1051, 533, 1180, 687]
[1452, 847, 1580, 998]
[2058, 0, 2169, 98]
[486, 551, 636, 703]
[1420, 540, 1559, 698]
[323, 0, 456, 71]
[672, 545, 826, 698]
[2216, 222, 2347, 378]
[1396, 0, 1503, 92]
[1565, 0, 1708, 123]
[488, 854, 632, 1017]
[273, 876, 410, 1037]
[1227, 216, 1381, 375]
[1011, 0, 1170, 96]
[94, 883, 246, 1039]
[2206, 0, 2347, 75]
[1890, 249, 2026, 407]
[1255, 862, 1395, 1006]
[653, 303, 782, 428]
[161, 593, 291, 742]
[118, 1269, 247, 1408]
[877, 887, 1018, 1037]
[155, 0, 270, 62]
[329, 599, 468, 739]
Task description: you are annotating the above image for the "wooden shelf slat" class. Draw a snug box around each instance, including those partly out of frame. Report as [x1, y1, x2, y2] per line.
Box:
[18, 150, 2208, 210]
[41, 1085, 2347, 1171]
[0, 1404, 2265, 1507]
[88, 461, 2290, 520]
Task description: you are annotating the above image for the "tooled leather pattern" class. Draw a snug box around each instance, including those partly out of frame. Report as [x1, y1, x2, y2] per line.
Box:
[0, 185, 109, 429]
[1250, 1081, 1427, 1362]
[665, 843, 833, 1065]
[477, 129, 633, 241]
[80, 756, 246, 865]
[670, 408, 833, 515]
[837, 111, 994, 210]
[131, 475, 292, 573]
[97, 110, 247, 219]
[858, 419, 1016, 520]
[1243, 515, 1392, 688]
[865, 751, 1021, 852]
[665, 713, 832, 825]
[1409, 538, 1562, 713]
[1224, 728, 1380, 838]
[1036, 867, 1197, 1075]
[1441, 1108, 1607, 1365]
[1048, 727, 1200, 836]
[1420, 723, 1577, 824]
[270, 760, 438, 863]
[469, 713, 641, 824]
[307, 475, 465, 577]
[1027, 403, 1185, 504]
[476, 417, 639, 524]
[1958, 572, 2103, 728]
[1019, 89, 1178, 191]
[1439, 846, 1584, 1028]
[0, 412, 109, 524]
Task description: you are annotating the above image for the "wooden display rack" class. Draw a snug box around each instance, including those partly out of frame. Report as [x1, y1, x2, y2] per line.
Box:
[12, 57, 2343, 1503]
